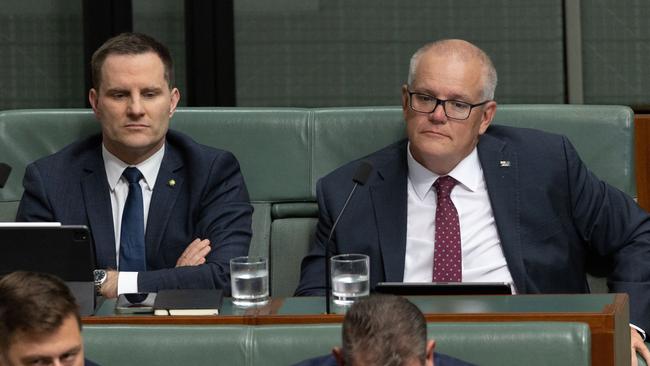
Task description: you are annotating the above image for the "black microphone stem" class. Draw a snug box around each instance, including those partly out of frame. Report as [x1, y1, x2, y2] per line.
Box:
[325, 182, 359, 314]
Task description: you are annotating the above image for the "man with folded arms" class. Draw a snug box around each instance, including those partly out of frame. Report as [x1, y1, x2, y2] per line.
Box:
[16, 33, 252, 298]
[296, 39, 650, 364]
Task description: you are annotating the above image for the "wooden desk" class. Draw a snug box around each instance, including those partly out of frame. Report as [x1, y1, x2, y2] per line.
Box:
[83, 293, 629, 366]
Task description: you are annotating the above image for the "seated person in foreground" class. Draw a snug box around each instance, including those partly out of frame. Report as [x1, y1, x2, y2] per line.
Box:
[0, 271, 99, 366]
[16, 32, 252, 298]
[292, 294, 474, 366]
[295, 39, 650, 364]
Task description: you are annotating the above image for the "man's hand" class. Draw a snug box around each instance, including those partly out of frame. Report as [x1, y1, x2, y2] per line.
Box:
[99, 270, 118, 299]
[632, 328, 650, 366]
[176, 238, 211, 267]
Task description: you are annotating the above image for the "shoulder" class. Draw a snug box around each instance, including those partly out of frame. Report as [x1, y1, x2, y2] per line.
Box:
[483, 124, 567, 146]
[165, 129, 239, 165]
[319, 139, 407, 186]
[435, 352, 477, 366]
[28, 134, 101, 172]
[291, 354, 337, 366]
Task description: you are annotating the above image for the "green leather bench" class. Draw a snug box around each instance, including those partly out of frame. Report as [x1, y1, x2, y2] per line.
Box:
[82, 321, 591, 366]
[0, 105, 635, 297]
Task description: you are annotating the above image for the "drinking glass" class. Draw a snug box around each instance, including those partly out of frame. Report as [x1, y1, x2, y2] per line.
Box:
[230, 256, 269, 307]
[330, 253, 369, 306]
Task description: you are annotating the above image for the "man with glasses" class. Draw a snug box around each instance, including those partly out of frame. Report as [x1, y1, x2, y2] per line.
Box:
[296, 39, 650, 364]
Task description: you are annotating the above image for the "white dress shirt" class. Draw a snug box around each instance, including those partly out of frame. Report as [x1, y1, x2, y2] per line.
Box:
[403, 143, 515, 291]
[102, 144, 164, 295]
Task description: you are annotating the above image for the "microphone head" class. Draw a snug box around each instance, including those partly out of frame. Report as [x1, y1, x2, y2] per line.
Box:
[0, 163, 11, 188]
[352, 161, 373, 185]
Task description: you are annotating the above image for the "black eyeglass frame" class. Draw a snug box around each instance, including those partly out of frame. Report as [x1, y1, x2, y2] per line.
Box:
[407, 90, 491, 120]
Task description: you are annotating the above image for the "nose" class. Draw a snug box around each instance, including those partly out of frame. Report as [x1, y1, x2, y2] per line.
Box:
[428, 100, 447, 123]
[127, 95, 145, 118]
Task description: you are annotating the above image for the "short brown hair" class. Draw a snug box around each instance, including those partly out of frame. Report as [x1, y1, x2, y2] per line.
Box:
[342, 295, 427, 366]
[91, 32, 174, 89]
[0, 271, 80, 354]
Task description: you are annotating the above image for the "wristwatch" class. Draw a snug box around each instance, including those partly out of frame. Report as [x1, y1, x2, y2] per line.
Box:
[93, 269, 107, 295]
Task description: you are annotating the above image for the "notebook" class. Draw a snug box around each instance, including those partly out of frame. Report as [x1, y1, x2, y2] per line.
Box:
[374, 282, 512, 296]
[0, 224, 96, 315]
[153, 289, 223, 316]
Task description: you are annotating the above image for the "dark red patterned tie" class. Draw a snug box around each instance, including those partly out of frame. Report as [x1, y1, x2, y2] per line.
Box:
[432, 176, 461, 282]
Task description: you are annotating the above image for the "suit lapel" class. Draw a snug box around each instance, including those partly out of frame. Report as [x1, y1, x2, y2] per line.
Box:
[145, 143, 184, 260]
[81, 148, 116, 268]
[369, 143, 408, 282]
[478, 133, 527, 293]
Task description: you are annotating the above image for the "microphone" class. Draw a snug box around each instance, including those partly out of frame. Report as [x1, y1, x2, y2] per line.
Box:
[0, 163, 11, 189]
[325, 161, 373, 314]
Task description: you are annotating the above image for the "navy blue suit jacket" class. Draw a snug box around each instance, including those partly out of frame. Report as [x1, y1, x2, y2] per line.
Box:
[291, 352, 475, 366]
[16, 130, 253, 295]
[296, 125, 650, 330]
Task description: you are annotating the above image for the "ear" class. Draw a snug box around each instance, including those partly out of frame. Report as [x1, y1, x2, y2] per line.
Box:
[88, 89, 99, 114]
[478, 100, 497, 135]
[401, 84, 410, 120]
[332, 347, 345, 366]
[169, 88, 181, 118]
[425, 339, 436, 366]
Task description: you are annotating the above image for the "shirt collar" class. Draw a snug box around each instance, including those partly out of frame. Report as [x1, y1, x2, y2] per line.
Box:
[407, 142, 482, 200]
[102, 144, 165, 192]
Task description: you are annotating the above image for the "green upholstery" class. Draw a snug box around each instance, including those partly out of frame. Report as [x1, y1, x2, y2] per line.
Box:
[83, 321, 591, 366]
[0, 105, 635, 297]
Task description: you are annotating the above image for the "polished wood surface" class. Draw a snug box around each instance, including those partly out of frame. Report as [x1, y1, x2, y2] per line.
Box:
[83, 294, 629, 366]
[636, 114, 650, 211]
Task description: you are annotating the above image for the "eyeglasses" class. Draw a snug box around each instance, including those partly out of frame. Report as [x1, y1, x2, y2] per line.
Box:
[408, 90, 490, 120]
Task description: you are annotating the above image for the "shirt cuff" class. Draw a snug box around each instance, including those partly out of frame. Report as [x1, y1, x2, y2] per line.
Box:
[631, 324, 646, 340]
[117, 271, 139, 295]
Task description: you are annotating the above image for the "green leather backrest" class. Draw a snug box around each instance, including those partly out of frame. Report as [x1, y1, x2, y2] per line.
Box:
[83, 321, 591, 366]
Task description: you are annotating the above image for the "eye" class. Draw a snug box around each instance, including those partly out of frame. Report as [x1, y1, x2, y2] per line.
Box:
[415, 94, 434, 103]
[450, 101, 470, 110]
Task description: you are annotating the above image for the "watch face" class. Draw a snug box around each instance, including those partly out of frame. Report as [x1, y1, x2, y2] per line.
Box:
[94, 270, 106, 284]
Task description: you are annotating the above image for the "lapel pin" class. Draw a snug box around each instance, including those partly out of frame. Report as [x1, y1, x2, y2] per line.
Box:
[499, 160, 511, 167]
[168, 179, 176, 187]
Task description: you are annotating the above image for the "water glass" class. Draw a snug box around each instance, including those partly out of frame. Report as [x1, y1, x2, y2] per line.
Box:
[230, 256, 269, 307]
[331, 253, 370, 306]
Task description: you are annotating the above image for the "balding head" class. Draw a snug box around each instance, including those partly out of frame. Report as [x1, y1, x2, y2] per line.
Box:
[407, 39, 497, 100]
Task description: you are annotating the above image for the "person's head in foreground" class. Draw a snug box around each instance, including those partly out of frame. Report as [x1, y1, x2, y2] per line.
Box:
[333, 295, 435, 366]
[0, 271, 84, 366]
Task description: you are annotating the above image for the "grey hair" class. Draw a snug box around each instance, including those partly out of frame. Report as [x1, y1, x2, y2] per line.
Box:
[407, 39, 498, 100]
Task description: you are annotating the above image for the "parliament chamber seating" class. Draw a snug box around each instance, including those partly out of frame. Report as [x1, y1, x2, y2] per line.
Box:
[82, 321, 591, 366]
[0, 105, 635, 296]
[0, 106, 640, 365]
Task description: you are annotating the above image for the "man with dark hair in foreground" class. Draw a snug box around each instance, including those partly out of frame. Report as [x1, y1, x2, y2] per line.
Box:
[293, 295, 474, 366]
[0, 271, 98, 366]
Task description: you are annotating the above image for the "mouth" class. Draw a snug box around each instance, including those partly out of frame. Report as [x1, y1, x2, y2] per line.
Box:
[124, 123, 149, 129]
[421, 130, 450, 139]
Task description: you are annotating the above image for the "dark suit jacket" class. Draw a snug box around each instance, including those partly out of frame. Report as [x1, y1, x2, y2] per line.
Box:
[291, 352, 476, 366]
[16, 130, 253, 295]
[296, 125, 650, 330]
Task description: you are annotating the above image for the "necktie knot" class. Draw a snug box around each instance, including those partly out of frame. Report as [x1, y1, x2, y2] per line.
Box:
[434, 176, 457, 198]
[122, 167, 143, 184]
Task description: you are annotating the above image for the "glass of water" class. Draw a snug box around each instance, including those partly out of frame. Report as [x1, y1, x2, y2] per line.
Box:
[230, 256, 269, 307]
[331, 253, 369, 306]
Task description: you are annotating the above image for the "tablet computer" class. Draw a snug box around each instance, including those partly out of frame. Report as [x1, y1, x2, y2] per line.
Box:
[0, 224, 96, 315]
[374, 282, 512, 296]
